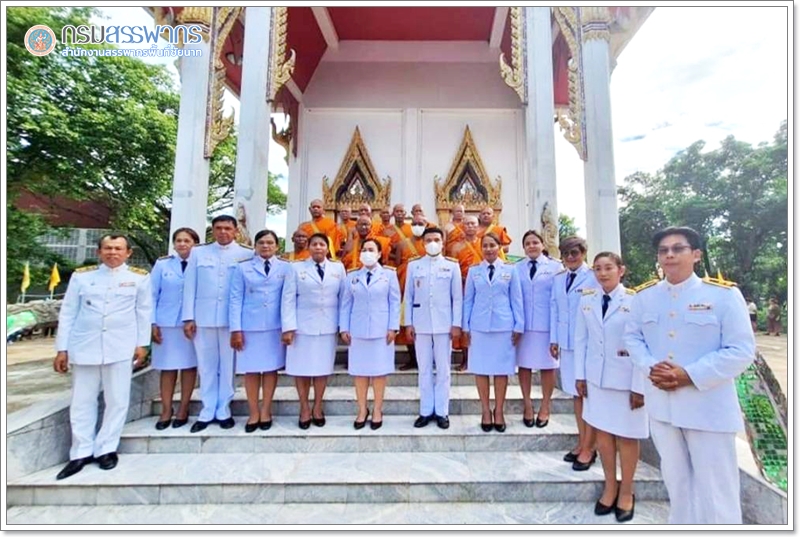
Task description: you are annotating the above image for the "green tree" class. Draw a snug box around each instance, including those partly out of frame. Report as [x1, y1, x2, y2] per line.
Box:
[619, 122, 788, 301]
[558, 213, 580, 239]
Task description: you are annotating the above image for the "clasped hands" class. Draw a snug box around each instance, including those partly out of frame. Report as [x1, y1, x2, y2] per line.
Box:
[649, 360, 693, 391]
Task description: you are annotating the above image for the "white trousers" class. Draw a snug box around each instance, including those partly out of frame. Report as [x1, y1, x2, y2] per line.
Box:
[416, 333, 452, 417]
[194, 327, 235, 422]
[649, 418, 742, 524]
[69, 361, 132, 460]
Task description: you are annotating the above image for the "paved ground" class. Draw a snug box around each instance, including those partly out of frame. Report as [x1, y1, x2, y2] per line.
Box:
[5, 333, 788, 416]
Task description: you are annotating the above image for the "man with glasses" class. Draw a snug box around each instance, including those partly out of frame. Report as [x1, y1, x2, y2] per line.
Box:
[550, 236, 600, 471]
[624, 226, 755, 524]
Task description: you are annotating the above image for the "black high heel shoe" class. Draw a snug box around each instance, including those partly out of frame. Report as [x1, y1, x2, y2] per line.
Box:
[298, 416, 312, 430]
[615, 495, 635, 522]
[354, 409, 369, 430]
[492, 408, 506, 433]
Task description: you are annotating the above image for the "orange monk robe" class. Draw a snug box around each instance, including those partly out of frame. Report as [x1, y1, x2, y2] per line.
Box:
[334, 220, 356, 253]
[281, 250, 311, 262]
[453, 237, 484, 282]
[341, 234, 391, 271]
[444, 222, 465, 257]
[477, 223, 512, 261]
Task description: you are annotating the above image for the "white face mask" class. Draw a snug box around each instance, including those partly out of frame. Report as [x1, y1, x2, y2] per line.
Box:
[359, 251, 379, 267]
[425, 241, 443, 256]
[411, 224, 425, 237]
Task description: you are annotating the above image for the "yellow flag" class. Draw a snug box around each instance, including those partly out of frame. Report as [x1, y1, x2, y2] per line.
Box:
[21, 262, 31, 292]
[48, 263, 61, 291]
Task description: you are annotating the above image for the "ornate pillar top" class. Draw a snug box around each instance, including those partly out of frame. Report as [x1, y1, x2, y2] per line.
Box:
[580, 6, 612, 43]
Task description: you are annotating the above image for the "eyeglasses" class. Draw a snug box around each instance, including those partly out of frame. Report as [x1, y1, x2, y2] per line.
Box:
[560, 248, 583, 259]
[657, 244, 693, 256]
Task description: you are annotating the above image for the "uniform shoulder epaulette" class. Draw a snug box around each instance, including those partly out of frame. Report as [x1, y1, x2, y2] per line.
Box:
[633, 279, 660, 293]
[241, 244, 253, 249]
[702, 276, 737, 289]
[75, 265, 98, 273]
[347, 267, 360, 273]
[445, 256, 458, 263]
[157, 254, 173, 261]
[383, 265, 397, 271]
[581, 288, 597, 296]
[128, 266, 149, 275]
[555, 268, 567, 275]
[504, 260, 515, 265]
[410, 255, 422, 261]
[625, 288, 636, 295]
[238, 257, 251, 263]
[329, 259, 343, 264]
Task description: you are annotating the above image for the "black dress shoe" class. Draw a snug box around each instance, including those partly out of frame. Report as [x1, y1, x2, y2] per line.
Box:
[615, 495, 635, 522]
[522, 417, 535, 428]
[190, 420, 212, 433]
[96, 452, 118, 470]
[218, 417, 235, 429]
[259, 420, 272, 431]
[245, 422, 259, 433]
[354, 409, 369, 430]
[563, 450, 579, 462]
[399, 361, 418, 371]
[298, 418, 312, 430]
[494, 422, 506, 433]
[172, 418, 189, 429]
[535, 417, 549, 428]
[436, 415, 450, 429]
[413, 415, 432, 428]
[594, 498, 616, 516]
[572, 451, 598, 471]
[312, 414, 326, 427]
[56, 456, 93, 480]
[481, 422, 493, 432]
[370, 420, 383, 430]
[155, 418, 172, 430]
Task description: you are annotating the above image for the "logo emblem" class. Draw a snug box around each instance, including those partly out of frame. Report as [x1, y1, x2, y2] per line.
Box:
[25, 25, 57, 56]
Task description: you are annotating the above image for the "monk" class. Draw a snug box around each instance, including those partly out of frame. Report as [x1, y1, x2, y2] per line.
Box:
[281, 228, 311, 262]
[477, 206, 512, 259]
[450, 214, 483, 371]
[444, 204, 466, 257]
[341, 215, 391, 270]
[374, 207, 393, 237]
[393, 212, 428, 370]
[299, 199, 339, 259]
[334, 206, 355, 257]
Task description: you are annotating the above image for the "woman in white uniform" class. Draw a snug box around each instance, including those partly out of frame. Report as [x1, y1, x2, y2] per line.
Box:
[281, 233, 345, 429]
[462, 233, 524, 432]
[574, 252, 647, 523]
[151, 227, 200, 430]
[230, 230, 292, 433]
[339, 239, 401, 430]
[515, 230, 562, 428]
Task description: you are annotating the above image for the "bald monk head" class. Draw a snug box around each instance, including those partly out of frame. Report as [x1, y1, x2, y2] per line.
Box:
[463, 215, 479, 239]
[479, 206, 494, 226]
[338, 207, 351, 224]
[379, 207, 392, 225]
[356, 215, 373, 239]
[393, 204, 406, 224]
[358, 203, 372, 218]
[451, 204, 465, 223]
[411, 204, 424, 218]
[308, 199, 325, 219]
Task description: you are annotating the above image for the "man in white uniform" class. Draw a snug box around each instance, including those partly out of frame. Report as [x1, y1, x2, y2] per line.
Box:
[54, 234, 152, 479]
[625, 226, 755, 524]
[183, 215, 253, 432]
[403, 227, 462, 429]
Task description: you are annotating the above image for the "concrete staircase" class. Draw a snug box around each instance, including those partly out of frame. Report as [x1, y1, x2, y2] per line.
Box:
[7, 368, 671, 524]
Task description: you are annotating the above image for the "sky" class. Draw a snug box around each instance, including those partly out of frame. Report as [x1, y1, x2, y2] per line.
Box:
[93, 5, 789, 237]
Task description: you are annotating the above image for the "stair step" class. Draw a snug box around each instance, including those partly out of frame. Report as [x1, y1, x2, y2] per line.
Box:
[153, 385, 574, 417]
[8, 451, 667, 506]
[120, 414, 578, 454]
[267, 368, 536, 388]
[6, 501, 670, 524]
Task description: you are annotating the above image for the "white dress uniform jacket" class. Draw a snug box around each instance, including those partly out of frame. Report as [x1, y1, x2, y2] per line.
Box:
[56, 263, 152, 363]
[516, 256, 562, 332]
[463, 261, 524, 334]
[229, 256, 292, 332]
[181, 242, 253, 327]
[575, 285, 644, 394]
[624, 273, 755, 432]
[550, 263, 598, 350]
[402, 255, 463, 333]
[281, 259, 346, 335]
[339, 265, 402, 337]
[150, 255, 186, 327]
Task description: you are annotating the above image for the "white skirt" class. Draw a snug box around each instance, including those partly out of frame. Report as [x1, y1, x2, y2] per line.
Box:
[583, 381, 649, 439]
[152, 327, 197, 370]
[558, 349, 578, 397]
[468, 331, 516, 376]
[516, 330, 558, 370]
[348, 337, 395, 377]
[235, 329, 285, 374]
[285, 333, 337, 377]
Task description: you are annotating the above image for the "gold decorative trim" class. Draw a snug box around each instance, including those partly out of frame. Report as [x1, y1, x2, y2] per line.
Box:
[499, 7, 526, 103]
[540, 202, 559, 259]
[268, 7, 296, 102]
[580, 6, 612, 43]
[434, 126, 502, 225]
[322, 127, 392, 217]
[553, 7, 587, 161]
[176, 6, 211, 43]
[204, 7, 241, 158]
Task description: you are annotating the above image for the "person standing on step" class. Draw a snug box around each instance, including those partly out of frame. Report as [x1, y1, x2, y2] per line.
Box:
[182, 215, 253, 433]
[550, 235, 600, 470]
[229, 230, 292, 433]
[575, 252, 647, 523]
[339, 239, 401, 430]
[53, 234, 152, 479]
[462, 233, 524, 433]
[403, 227, 463, 429]
[281, 233, 346, 430]
[150, 227, 201, 431]
[625, 226, 755, 524]
[515, 230, 562, 429]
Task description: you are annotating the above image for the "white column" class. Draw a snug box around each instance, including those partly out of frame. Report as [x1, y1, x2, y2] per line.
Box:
[233, 7, 272, 243]
[582, 7, 621, 254]
[524, 7, 559, 247]
[169, 37, 212, 245]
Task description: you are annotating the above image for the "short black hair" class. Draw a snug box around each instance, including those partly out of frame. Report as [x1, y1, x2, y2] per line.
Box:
[254, 229, 280, 244]
[172, 227, 200, 244]
[361, 238, 383, 255]
[308, 232, 330, 248]
[211, 214, 237, 227]
[97, 234, 131, 249]
[421, 227, 444, 240]
[522, 229, 545, 245]
[652, 226, 702, 250]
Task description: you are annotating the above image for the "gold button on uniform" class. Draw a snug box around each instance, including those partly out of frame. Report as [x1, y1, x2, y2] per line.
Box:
[669, 311, 676, 318]
[668, 331, 676, 338]
[667, 353, 674, 360]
